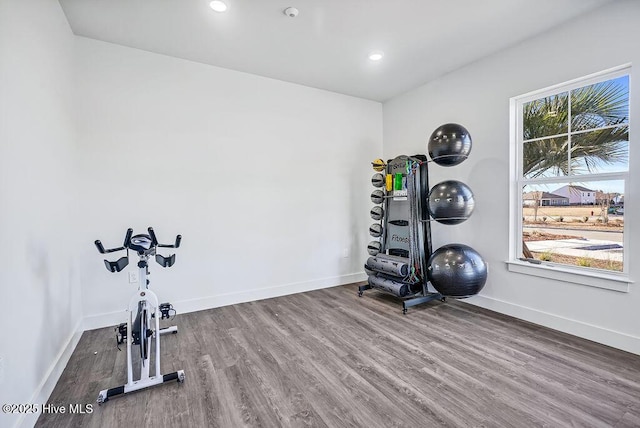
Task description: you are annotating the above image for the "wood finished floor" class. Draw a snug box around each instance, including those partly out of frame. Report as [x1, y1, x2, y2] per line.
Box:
[37, 283, 640, 428]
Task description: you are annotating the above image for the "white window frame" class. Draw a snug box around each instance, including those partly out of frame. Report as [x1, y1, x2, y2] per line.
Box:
[508, 65, 632, 292]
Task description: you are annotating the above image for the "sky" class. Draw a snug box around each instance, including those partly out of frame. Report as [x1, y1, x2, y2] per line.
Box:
[523, 74, 629, 195]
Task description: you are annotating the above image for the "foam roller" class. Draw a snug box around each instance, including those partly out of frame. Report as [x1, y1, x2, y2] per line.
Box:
[365, 254, 410, 278]
[368, 275, 410, 297]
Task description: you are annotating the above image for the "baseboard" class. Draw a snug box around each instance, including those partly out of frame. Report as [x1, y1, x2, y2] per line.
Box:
[466, 294, 640, 355]
[16, 319, 84, 428]
[83, 272, 368, 331]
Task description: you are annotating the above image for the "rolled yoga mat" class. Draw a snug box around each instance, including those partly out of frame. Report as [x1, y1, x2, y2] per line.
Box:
[368, 275, 411, 297]
[365, 254, 410, 278]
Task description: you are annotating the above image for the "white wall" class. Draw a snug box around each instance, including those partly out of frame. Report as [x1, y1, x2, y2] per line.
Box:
[383, 0, 640, 354]
[0, 1, 82, 427]
[75, 38, 382, 328]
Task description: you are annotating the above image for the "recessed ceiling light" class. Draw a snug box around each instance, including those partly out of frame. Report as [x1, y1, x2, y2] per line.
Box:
[209, 1, 228, 12]
[368, 51, 384, 61]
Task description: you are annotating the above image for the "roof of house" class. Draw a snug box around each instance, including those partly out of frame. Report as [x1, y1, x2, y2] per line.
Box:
[569, 185, 594, 192]
[553, 185, 595, 193]
[523, 191, 568, 200]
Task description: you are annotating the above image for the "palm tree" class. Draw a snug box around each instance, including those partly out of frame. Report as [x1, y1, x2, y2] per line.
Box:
[521, 78, 628, 260]
[522, 79, 628, 178]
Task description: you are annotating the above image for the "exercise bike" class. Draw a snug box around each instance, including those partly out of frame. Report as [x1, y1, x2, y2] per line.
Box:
[94, 227, 185, 404]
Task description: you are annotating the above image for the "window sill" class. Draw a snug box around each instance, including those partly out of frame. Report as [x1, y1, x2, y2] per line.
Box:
[505, 260, 632, 292]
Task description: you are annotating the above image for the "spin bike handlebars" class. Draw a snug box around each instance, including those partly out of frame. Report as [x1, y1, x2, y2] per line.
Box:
[95, 227, 181, 272]
[148, 227, 181, 249]
[95, 228, 133, 254]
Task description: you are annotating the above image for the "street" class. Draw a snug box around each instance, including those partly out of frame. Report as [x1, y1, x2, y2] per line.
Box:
[523, 225, 623, 243]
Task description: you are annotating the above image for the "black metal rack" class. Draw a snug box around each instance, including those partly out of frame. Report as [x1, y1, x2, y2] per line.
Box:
[359, 154, 444, 314]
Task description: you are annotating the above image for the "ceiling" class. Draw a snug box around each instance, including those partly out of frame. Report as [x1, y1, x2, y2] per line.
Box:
[58, 0, 612, 102]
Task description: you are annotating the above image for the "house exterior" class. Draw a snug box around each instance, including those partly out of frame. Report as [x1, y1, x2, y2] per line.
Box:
[552, 185, 596, 205]
[522, 191, 569, 206]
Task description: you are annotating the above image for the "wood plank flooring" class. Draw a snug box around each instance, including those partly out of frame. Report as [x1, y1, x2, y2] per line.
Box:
[37, 283, 640, 427]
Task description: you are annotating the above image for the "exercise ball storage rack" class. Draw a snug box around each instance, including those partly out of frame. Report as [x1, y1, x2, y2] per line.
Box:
[359, 123, 487, 314]
[359, 154, 444, 314]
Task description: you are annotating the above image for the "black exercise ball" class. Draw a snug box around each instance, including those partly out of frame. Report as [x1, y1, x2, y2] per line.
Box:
[427, 244, 487, 298]
[427, 180, 475, 225]
[428, 123, 472, 166]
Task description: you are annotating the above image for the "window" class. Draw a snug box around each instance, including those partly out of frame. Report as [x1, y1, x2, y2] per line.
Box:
[509, 66, 630, 289]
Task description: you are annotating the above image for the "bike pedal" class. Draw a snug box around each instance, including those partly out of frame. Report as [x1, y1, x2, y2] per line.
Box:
[159, 302, 176, 319]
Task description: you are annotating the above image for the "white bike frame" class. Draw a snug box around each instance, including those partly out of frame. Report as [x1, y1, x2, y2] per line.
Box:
[97, 253, 184, 403]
